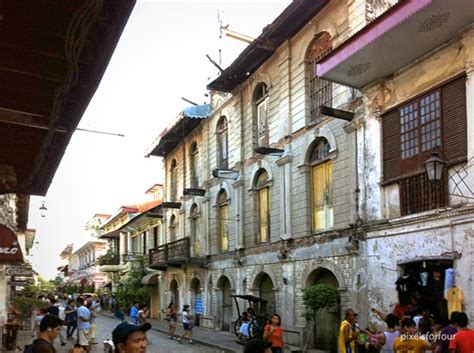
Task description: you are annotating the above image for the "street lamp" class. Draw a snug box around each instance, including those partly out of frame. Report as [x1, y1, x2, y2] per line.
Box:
[424, 152, 447, 183]
[39, 202, 47, 217]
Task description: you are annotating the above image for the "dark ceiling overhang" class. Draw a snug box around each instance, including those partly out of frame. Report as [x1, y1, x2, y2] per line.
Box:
[99, 229, 121, 239]
[317, 0, 473, 88]
[0, 0, 136, 195]
[207, 0, 329, 92]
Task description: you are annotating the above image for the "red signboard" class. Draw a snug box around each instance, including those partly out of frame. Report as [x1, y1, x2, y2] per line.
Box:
[0, 225, 23, 263]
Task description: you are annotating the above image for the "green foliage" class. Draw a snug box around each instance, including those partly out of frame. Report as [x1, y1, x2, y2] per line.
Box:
[13, 297, 47, 320]
[303, 284, 340, 321]
[98, 251, 120, 266]
[37, 277, 55, 292]
[116, 256, 150, 311]
[21, 284, 42, 298]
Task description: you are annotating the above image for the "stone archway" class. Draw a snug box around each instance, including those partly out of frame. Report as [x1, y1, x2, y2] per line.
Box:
[252, 272, 276, 316]
[306, 268, 340, 353]
[169, 279, 180, 311]
[216, 275, 233, 331]
[190, 277, 202, 326]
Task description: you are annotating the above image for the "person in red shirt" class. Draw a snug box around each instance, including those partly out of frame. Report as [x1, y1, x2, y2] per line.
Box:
[449, 312, 474, 353]
[263, 313, 284, 353]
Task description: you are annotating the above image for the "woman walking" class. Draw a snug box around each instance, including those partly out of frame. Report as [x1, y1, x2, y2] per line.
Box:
[166, 303, 177, 339]
[263, 313, 284, 353]
[177, 304, 194, 344]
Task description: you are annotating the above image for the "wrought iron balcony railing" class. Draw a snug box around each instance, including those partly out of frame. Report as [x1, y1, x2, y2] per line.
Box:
[149, 237, 190, 270]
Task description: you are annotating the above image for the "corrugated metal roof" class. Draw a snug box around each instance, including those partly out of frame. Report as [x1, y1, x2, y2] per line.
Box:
[182, 103, 212, 118]
[146, 104, 212, 157]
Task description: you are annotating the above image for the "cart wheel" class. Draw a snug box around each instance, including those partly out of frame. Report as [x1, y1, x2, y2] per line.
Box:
[233, 317, 243, 336]
[248, 318, 264, 339]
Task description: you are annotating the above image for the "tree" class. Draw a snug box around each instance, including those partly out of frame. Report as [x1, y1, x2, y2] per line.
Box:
[116, 256, 150, 312]
[302, 284, 340, 352]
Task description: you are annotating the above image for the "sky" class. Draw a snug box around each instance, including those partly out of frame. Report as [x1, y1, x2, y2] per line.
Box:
[27, 1, 291, 280]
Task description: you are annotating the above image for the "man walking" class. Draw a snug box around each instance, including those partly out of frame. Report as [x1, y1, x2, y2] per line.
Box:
[46, 298, 66, 346]
[129, 303, 139, 325]
[76, 297, 91, 352]
[339, 308, 357, 353]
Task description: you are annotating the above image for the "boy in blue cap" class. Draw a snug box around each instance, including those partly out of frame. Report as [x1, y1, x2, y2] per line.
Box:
[112, 322, 151, 353]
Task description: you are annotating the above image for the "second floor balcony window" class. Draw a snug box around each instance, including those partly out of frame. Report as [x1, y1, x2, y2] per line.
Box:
[190, 203, 200, 257]
[255, 169, 270, 243]
[217, 116, 228, 169]
[307, 32, 332, 123]
[218, 190, 229, 252]
[254, 83, 269, 147]
[310, 138, 333, 232]
[190, 142, 199, 188]
[169, 214, 177, 242]
[170, 159, 178, 201]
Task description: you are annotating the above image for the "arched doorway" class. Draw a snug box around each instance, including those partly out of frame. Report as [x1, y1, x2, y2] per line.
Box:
[190, 278, 202, 326]
[169, 279, 179, 312]
[217, 276, 233, 331]
[306, 268, 340, 353]
[254, 273, 275, 316]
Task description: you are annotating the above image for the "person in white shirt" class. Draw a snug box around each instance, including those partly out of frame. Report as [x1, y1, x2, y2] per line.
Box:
[177, 305, 193, 344]
[76, 297, 91, 351]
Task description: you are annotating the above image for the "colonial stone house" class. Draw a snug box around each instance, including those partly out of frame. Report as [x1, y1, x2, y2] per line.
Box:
[146, 0, 474, 350]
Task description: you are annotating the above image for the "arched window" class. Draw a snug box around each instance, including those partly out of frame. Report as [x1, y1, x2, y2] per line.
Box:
[255, 169, 270, 242]
[170, 159, 178, 201]
[190, 203, 200, 257]
[217, 117, 228, 169]
[190, 142, 199, 188]
[310, 138, 333, 232]
[169, 214, 177, 242]
[254, 83, 269, 147]
[217, 190, 229, 252]
[307, 32, 332, 123]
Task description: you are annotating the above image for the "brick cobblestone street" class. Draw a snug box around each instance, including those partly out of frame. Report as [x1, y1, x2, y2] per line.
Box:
[55, 314, 226, 353]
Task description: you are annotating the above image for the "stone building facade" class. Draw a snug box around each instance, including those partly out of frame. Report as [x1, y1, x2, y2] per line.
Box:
[147, 0, 473, 350]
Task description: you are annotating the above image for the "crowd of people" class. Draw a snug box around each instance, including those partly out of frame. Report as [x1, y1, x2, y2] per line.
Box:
[27, 294, 100, 353]
[338, 308, 474, 353]
[23, 294, 474, 353]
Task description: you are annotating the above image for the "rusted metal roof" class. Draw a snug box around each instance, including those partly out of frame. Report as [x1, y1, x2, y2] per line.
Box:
[207, 0, 329, 92]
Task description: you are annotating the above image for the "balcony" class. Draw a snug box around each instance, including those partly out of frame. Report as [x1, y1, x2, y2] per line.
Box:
[399, 172, 447, 216]
[122, 252, 146, 263]
[149, 237, 206, 270]
[98, 253, 122, 273]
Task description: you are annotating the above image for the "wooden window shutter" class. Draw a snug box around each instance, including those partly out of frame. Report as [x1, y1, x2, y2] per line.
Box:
[382, 108, 401, 182]
[258, 187, 269, 242]
[257, 97, 269, 147]
[219, 204, 229, 252]
[441, 76, 467, 164]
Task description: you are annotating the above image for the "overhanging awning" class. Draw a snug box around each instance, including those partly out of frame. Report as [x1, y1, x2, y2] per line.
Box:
[99, 229, 121, 239]
[141, 273, 159, 285]
[317, 0, 473, 88]
[0, 225, 23, 263]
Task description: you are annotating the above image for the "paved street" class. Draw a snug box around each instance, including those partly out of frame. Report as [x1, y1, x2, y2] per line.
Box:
[55, 315, 226, 353]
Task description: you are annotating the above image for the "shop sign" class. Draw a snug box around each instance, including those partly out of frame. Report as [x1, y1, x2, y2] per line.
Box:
[0, 225, 23, 263]
[6, 267, 32, 276]
[196, 294, 203, 315]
